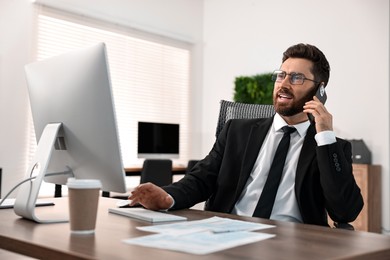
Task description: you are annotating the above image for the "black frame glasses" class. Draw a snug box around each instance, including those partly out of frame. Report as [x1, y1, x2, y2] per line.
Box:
[272, 70, 319, 85]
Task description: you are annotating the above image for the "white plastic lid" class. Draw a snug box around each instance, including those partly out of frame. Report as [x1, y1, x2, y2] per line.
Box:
[66, 178, 102, 189]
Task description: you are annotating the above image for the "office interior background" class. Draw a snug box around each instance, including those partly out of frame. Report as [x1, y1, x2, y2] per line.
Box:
[0, 0, 389, 234]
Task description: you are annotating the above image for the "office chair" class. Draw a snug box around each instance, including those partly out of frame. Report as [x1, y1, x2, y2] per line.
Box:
[215, 100, 354, 230]
[186, 160, 199, 174]
[140, 159, 173, 187]
[216, 99, 275, 138]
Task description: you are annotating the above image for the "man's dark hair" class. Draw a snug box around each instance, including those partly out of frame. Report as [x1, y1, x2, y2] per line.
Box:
[282, 43, 330, 87]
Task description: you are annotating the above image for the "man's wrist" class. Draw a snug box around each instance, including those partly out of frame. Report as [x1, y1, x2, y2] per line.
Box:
[160, 194, 175, 211]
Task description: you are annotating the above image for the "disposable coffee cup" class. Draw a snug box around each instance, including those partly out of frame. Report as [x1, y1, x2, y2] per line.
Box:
[67, 178, 102, 235]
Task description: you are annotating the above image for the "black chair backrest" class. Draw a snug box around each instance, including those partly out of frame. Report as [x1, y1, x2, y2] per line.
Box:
[186, 160, 199, 174]
[216, 100, 275, 138]
[140, 159, 172, 187]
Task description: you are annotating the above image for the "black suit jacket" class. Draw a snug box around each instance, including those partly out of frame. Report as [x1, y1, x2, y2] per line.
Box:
[164, 117, 363, 226]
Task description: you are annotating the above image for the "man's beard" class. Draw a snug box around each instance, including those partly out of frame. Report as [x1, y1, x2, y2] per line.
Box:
[274, 87, 318, 117]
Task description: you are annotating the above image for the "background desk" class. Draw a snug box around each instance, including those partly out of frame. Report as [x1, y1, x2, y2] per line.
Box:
[0, 197, 389, 259]
[55, 166, 187, 198]
[124, 165, 187, 176]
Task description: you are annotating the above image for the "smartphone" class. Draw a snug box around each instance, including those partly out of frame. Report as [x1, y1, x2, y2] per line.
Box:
[308, 84, 327, 123]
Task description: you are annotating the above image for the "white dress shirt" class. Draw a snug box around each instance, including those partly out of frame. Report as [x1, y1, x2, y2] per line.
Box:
[232, 114, 336, 223]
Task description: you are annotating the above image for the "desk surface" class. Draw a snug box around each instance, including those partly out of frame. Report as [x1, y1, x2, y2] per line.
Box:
[0, 197, 389, 259]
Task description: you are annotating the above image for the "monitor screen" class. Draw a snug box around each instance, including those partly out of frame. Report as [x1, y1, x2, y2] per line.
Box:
[16, 43, 126, 215]
[25, 42, 126, 192]
[15, 43, 127, 222]
[137, 122, 179, 159]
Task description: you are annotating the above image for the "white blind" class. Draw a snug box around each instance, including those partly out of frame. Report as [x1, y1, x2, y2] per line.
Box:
[31, 6, 191, 168]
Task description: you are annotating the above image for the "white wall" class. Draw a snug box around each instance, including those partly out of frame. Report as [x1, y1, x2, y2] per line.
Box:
[202, 0, 390, 234]
[1, 0, 389, 234]
[0, 0, 35, 198]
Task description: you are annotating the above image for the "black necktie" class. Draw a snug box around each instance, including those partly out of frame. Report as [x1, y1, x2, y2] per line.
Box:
[252, 126, 296, 218]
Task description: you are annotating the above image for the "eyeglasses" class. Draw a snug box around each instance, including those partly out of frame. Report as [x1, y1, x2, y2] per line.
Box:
[272, 70, 319, 85]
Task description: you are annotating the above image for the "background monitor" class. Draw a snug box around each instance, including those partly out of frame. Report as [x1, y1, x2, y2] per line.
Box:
[15, 43, 126, 222]
[137, 122, 179, 159]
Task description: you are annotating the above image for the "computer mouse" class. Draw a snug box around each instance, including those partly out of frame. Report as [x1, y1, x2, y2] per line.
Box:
[116, 200, 131, 208]
[115, 200, 143, 208]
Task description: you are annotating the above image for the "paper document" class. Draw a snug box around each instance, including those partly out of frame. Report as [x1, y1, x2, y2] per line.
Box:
[137, 216, 275, 235]
[124, 230, 275, 255]
[123, 216, 276, 255]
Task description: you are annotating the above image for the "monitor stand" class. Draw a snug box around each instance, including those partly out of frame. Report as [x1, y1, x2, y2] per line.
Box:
[14, 123, 73, 223]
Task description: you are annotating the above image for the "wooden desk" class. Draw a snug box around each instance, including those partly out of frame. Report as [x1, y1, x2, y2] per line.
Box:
[0, 197, 389, 259]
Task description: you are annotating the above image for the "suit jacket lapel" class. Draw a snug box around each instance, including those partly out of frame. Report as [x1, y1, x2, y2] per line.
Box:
[234, 117, 273, 202]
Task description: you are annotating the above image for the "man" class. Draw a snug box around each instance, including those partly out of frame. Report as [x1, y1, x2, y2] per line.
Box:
[129, 43, 363, 227]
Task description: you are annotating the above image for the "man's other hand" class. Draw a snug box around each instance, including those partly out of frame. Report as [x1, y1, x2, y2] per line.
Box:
[128, 182, 173, 211]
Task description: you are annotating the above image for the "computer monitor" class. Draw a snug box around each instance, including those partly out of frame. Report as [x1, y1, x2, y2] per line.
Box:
[14, 43, 126, 223]
[137, 122, 180, 159]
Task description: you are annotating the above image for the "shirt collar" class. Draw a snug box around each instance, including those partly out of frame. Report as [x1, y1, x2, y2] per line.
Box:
[273, 113, 310, 138]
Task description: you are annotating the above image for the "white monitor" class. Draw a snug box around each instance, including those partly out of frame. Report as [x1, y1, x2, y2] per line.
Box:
[14, 43, 126, 223]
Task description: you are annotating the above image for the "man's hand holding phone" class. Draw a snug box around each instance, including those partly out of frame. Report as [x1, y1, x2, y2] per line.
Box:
[304, 85, 333, 132]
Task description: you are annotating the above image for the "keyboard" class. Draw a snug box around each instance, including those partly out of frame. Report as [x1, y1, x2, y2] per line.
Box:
[108, 207, 187, 223]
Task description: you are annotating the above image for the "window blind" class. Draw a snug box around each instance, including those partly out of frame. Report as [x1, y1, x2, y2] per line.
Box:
[30, 6, 191, 170]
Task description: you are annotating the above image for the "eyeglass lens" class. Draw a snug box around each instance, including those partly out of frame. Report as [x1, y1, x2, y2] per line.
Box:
[272, 71, 305, 85]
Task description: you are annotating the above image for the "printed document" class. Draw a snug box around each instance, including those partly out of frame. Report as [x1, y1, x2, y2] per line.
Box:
[123, 216, 275, 255]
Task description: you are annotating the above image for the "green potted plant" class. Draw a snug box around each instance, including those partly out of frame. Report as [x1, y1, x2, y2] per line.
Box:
[233, 73, 274, 104]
